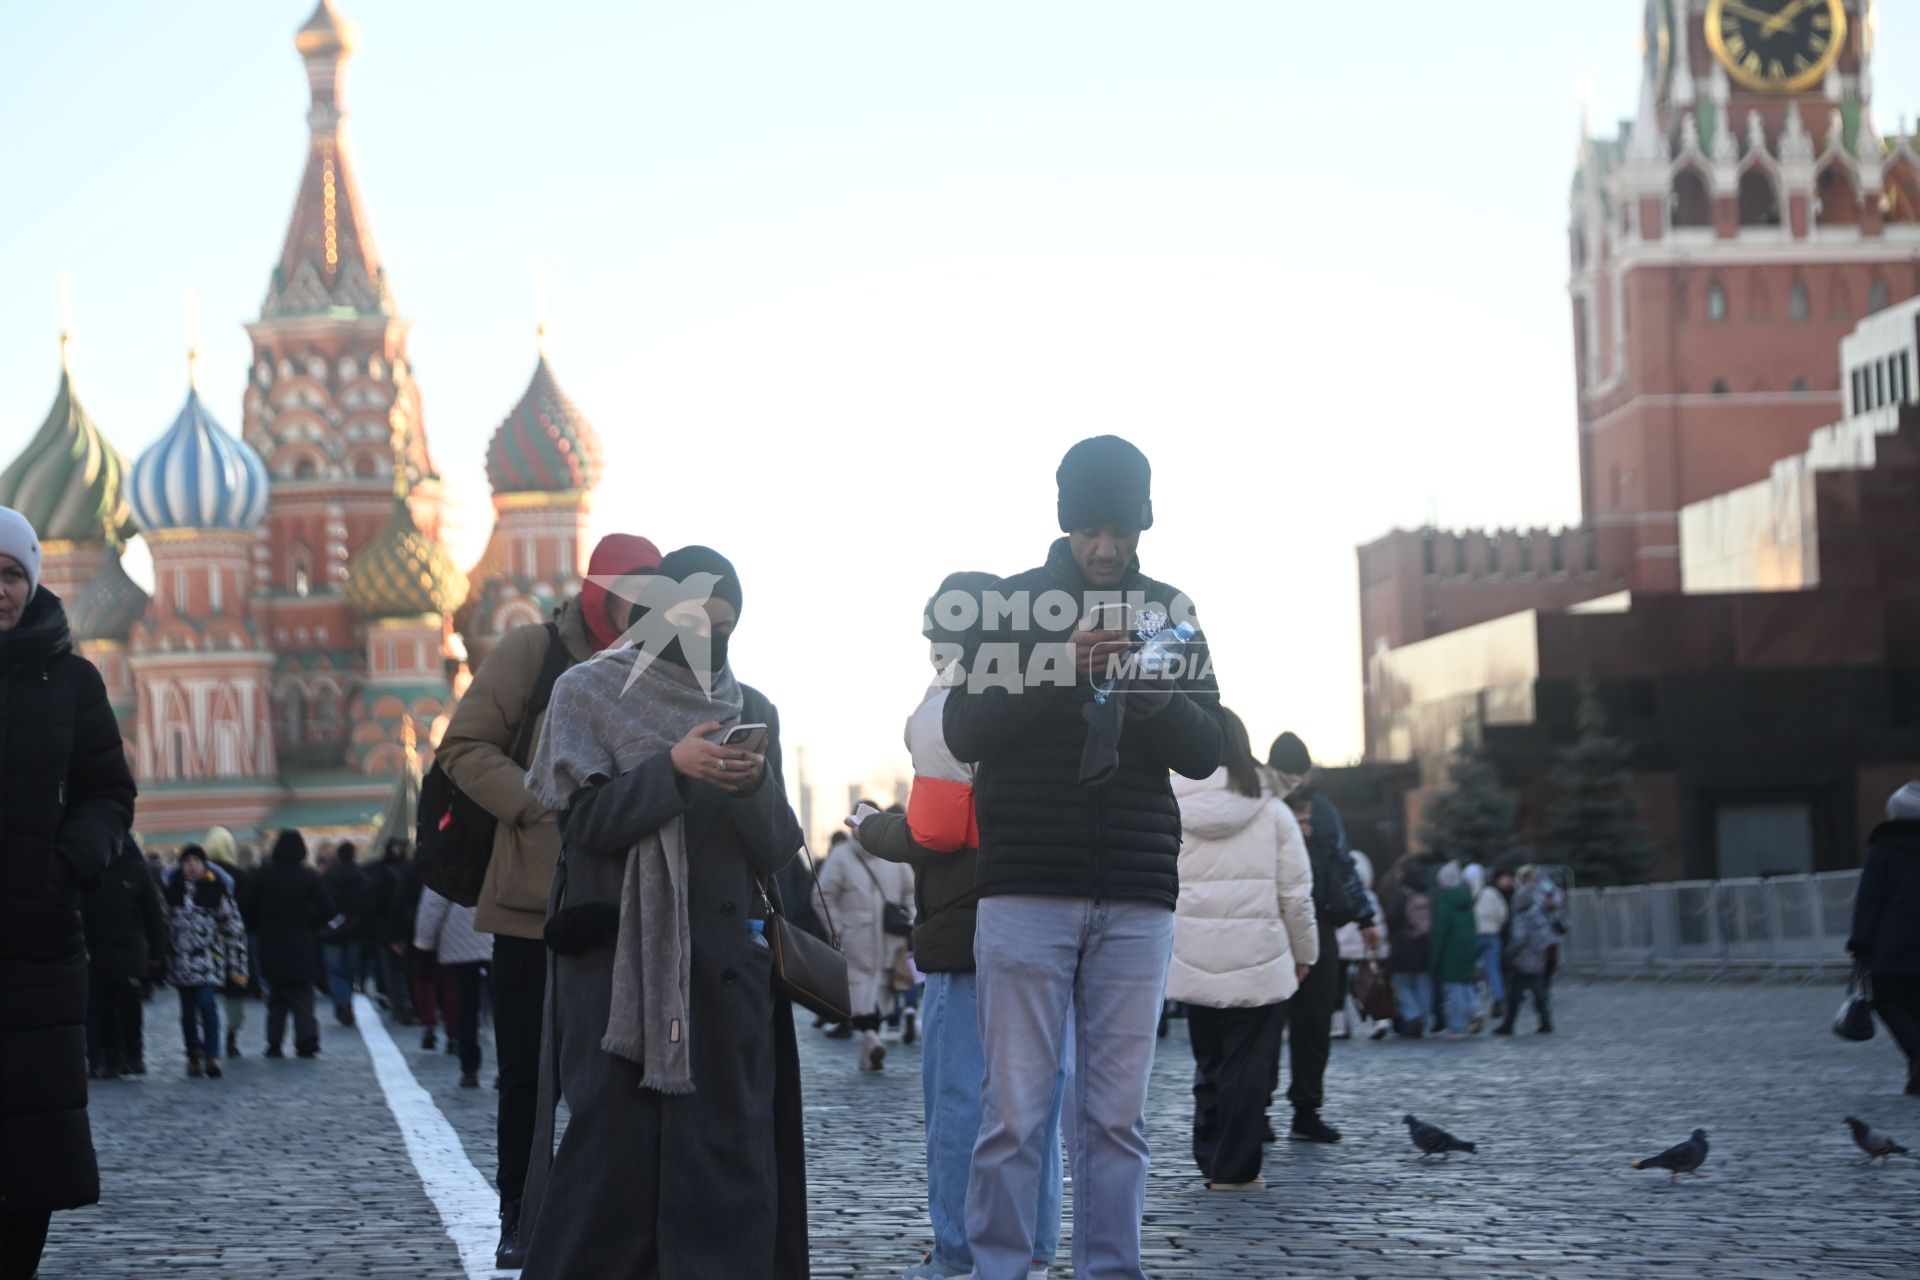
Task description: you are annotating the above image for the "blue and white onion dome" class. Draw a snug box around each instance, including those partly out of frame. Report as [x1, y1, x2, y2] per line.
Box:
[130, 384, 271, 532]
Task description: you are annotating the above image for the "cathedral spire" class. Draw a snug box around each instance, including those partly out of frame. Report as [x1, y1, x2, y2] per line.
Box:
[264, 1, 391, 319]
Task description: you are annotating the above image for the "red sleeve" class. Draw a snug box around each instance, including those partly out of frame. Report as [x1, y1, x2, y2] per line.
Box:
[905, 775, 977, 853]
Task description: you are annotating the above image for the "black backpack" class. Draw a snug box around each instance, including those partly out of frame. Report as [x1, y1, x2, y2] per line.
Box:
[1308, 835, 1359, 931]
[414, 623, 569, 907]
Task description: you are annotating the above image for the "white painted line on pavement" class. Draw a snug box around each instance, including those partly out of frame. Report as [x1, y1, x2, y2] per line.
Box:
[353, 993, 505, 1279]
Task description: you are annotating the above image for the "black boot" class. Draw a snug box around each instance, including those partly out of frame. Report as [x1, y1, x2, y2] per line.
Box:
[496, 1198, 526, 1269]
[226, 1029, 241, 1058]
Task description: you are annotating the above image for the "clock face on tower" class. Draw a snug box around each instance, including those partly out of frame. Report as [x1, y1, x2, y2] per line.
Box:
[1706, 0, 1848, 93]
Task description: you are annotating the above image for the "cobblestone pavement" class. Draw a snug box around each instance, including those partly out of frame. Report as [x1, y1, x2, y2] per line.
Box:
[39, 979, 1920, 1278]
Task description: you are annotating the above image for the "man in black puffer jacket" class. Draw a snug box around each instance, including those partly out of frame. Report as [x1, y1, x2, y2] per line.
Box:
[0, 508, 138, 1278]
[943, 437, 1222, 1280]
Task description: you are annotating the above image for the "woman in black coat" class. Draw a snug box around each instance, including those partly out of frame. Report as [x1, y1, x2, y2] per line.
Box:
[81, 834, 169, 1077]
[0, 508, 137, 1276]
[1848, 782, 1920, 1094]
[240, 830, 334, 1058]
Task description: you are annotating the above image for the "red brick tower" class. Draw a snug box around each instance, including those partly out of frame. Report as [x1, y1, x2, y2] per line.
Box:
[1573, 0, 1919, 591]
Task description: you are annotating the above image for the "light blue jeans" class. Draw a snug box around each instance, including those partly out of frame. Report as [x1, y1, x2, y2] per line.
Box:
[1440, 981, 1476, 1033]
[1392, 972, 1433, 1029]
[922, 971, 1064, 1273]
[1476, 934, 1505, 1007]
[968, 896, 1173, 1280]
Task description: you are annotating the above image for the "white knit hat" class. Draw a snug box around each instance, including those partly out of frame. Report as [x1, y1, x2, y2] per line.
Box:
[0, 507, 41, 598]
[1889, 781, 1920, 822]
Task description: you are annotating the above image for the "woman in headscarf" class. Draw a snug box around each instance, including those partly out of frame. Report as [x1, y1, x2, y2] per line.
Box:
[519, 546, 811, 1279]
[0, 507, 136, 1277]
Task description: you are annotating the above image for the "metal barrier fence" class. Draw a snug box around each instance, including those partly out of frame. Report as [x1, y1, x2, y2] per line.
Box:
[1559, 871, 1861, 977]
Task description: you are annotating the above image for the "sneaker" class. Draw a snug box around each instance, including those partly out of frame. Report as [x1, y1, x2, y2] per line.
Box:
[227, 1030, 242, 1058]
[264, 1045, 285, 1059]
[297, 1046, 320, 1059]
[205, 1056, 224, 1079]
[1205, 1176, 1268, 1190]
[187, 1052, 203, 1079]
[1468, 1015, 1485, 1035]
[460, 1073, 481, 1088]
[1288, 1111, 1341, 1144]
[899, 1255, 967, 1280]
[1370, 1023, 1391, 1041]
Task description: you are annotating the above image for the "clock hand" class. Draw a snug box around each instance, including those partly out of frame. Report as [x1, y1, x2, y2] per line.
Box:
[1762, 0, 1821, 37]
[1719, 0, 1783, 24]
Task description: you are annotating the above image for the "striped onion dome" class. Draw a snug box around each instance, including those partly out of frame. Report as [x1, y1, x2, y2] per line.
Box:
[0, 351, 134, 545]
[344, 499, 469, 619]
[69, 549, 151, 643]
[130, 385, 272, 533]
[485, 352, 604, 495]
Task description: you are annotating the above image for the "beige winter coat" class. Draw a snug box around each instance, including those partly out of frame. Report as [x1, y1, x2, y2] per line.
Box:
[816, 839, 914, 1017]
[435, 598, 595, 940]
[1167, 769, 1319, 1009]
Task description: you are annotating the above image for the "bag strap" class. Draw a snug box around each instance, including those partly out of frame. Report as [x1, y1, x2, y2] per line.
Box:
[852, 845, 898, 909]
[509, 622, 568, 769]
[758, 858, 842, 950]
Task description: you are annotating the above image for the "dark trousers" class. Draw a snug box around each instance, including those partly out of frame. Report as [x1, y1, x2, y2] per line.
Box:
[492, 935, 547, 1202]
[267, 981, 321, 1054]
[450, 962, 486, 1076]
[1499, 971, 1552, 1031]
[1871, 973, 1920, 1083]
[177, 984, 220, 1060]
[383, 946, 416, 1022]
[1, 1210, 51, 1279]
[1272, 923, 1339, 1117]
[1187, 1003, 1284, 1184]
[88, 977, 144, 1073]
[412, 949, 456, 1030]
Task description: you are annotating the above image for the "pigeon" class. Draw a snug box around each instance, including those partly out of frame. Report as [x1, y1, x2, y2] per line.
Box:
[1631, 1129, 1709, 1182]
[1403, 1114, 1476, 1160]
[1845, 1116, 1910, 1164]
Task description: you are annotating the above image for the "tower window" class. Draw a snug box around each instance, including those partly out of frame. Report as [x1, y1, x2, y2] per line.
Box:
[1707, 283, 1728, 324]
[1711, 378, 1730, 395]
[1869, 279, 1890, 314]
[1671, 168, 1712, 229]
[1789, 282, 1810, 321]
[1421, 533, 1436, 577]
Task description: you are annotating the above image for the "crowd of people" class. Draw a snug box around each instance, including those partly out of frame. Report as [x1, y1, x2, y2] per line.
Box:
[2, 413, 1917, 1280]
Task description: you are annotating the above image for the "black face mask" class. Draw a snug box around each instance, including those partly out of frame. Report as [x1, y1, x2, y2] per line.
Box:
[625, 601, 729, 679]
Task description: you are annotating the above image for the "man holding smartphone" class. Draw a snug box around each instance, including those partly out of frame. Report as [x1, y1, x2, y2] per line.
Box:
[943, 435, 1223, 1280]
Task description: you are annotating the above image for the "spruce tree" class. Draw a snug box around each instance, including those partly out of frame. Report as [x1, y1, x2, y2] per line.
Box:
[1419, 741, 1519, 870]
[1543, 681, 1655, 887]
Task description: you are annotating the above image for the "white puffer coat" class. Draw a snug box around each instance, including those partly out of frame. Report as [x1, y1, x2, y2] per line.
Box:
[1167, 769, 1319, 1009]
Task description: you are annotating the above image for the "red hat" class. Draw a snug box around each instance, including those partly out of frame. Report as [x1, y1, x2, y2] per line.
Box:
[581, 533, 663, 650]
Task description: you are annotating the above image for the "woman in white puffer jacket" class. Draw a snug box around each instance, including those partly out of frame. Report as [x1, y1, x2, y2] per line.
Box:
[1168, 708, 1318, 1190]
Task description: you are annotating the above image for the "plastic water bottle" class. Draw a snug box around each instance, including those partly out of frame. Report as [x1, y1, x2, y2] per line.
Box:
[1093, 620, 1198, 704]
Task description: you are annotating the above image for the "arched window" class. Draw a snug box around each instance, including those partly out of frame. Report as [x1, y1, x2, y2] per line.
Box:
[1816, 165, 1861, 227]
[1789, 281, 1810, 321]
[1706, 282, 1728, 324]
[1671, 168, 1713, 229]
[290, 548, 311, 598]
[1738, 168, 1781, 227]
[293, 457, 318, 480]
[1868, 279, 1890, 314]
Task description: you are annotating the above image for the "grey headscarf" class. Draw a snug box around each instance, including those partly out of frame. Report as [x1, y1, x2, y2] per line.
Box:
[1889, 781, 1920, 822]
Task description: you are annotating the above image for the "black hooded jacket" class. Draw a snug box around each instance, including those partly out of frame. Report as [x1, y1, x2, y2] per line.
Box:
[243, 840, 335, 987]
[82, 836, 168, 983]
[1850, 819, 1920, 975]
[942, 538, 1224, 909]
[0, 587, 136, 1213]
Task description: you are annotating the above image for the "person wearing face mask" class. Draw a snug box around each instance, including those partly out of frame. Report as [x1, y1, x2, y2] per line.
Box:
[0, 507, 138, 1279]
[517, 546, 810, 1280]
[435, 530, 661, 1269]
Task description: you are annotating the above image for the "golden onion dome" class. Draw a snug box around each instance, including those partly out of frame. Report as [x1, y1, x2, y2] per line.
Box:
[295, 0, 359, 58]
[343, 500, 468, 619]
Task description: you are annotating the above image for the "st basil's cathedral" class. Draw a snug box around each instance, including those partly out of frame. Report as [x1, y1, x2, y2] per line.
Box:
[0, 2, 604, 844]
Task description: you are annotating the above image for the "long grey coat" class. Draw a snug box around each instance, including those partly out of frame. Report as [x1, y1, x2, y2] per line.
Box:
[520, 687, 810, 1280]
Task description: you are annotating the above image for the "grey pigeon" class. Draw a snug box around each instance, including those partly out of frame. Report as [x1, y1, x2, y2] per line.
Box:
[1403, 1114, 1476, 1159]
[1631, 1128, 1709, 1182]
[1845, 1116, 1910, 1164]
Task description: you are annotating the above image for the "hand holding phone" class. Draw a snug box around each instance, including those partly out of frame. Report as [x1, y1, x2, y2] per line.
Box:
[845, 802, 880, 832]
[723, 722, 769, 754]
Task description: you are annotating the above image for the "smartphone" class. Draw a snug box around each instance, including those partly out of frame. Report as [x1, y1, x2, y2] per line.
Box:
[1084, 602, 1135, 634]
[723, 722, 768, 753]
[851, 802, 880, 826]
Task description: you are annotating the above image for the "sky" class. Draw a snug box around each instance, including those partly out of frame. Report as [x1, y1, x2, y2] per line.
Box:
[4, 1, 1917, 840]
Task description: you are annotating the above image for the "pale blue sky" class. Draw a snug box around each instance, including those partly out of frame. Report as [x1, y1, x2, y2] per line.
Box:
[5, 2, 1917, 832]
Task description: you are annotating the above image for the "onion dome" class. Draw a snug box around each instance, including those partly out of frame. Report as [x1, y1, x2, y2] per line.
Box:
[69, 550, 151, 643]
[0, 345, 133, 545]
[295, 0, 359, 58]
[485, 349, 605, 496]
[130, 384, 272, 533]
[344, 500, 469, 619]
